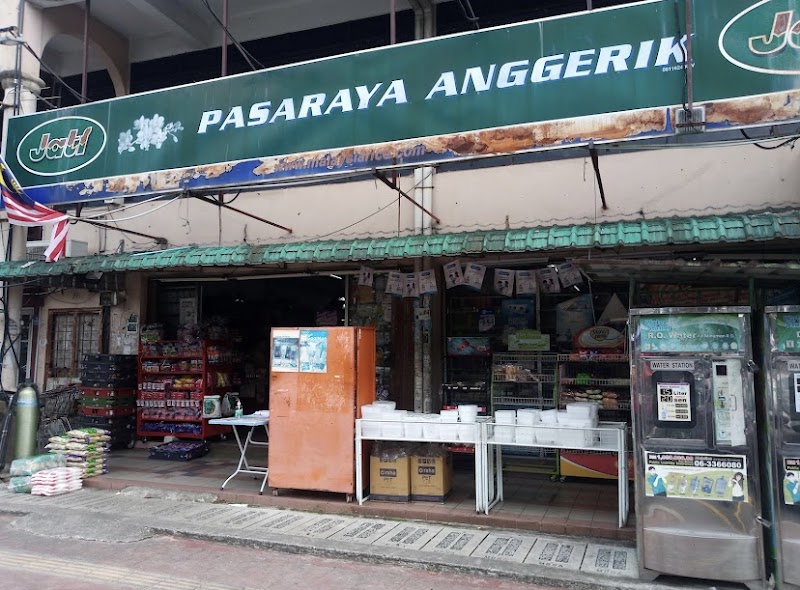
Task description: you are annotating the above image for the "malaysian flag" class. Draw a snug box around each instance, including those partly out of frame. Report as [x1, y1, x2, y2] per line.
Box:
[0, 155, 68, 262]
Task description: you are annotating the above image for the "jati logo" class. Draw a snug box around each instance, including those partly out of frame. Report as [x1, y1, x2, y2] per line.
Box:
[29, 128, 93, 163]
[749, 10, 800, 55]
[719, 0, 800, 75]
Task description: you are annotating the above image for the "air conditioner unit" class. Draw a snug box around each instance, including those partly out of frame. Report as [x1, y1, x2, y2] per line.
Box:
[26, 239, 89, 261]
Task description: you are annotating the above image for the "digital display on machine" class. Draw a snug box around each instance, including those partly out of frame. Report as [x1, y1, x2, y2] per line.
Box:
[657, 382, 692, 423]
[794, 374, 800, 414]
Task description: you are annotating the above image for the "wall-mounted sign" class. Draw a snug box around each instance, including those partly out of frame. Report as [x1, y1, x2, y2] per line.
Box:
[6, 0, 799, 205]
[638, 314, 744, 353]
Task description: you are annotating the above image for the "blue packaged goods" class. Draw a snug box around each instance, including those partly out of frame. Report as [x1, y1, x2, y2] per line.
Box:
[149, 440, 210, 461]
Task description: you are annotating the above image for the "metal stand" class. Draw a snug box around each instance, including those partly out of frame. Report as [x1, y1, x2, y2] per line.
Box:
[355, 418, 485, 512]
[208, 416, 270, 494]
[482, 420, 629, 528]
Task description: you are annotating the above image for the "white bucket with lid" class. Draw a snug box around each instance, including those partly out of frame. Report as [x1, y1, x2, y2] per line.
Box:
[494, 410, 516, 424]
[457, 404, 479, 423]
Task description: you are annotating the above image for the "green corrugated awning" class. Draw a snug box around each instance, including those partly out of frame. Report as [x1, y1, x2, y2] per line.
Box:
[2, 209, 799, 279]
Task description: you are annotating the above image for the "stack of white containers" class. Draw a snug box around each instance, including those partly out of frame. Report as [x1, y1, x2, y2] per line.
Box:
[537, 409, 560, 444]
[515, 408, 540, 445]
[494, 410, 516, 443]
[457, 404, 478, 443]
[559, 402, 599, 447]
[359, 403, 481, 442]
[439, 409, 459, 441]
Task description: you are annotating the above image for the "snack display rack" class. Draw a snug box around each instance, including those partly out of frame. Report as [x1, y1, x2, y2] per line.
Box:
[556, 353, 633, 480]
[137, 340, 232, 440]
[489, 353, 559, 475]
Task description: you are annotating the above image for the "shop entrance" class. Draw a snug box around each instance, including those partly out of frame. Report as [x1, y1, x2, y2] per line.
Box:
[152, 276, 347, 413]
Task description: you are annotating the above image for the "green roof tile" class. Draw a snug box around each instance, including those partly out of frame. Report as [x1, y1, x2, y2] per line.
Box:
[1, 209, 798, 279]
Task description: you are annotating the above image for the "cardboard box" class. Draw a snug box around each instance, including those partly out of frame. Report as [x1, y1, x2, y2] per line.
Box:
[411, 453, 453, 502]
[369, 455, 411, 501]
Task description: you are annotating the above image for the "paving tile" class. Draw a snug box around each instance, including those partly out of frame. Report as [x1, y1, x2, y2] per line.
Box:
[282, 515, 355, 539]
[208, 508, 279, 530]
[373, 522, 443, 550]
[580, 544, 638, 578]
[171, 504, 241, 527]
[329, 520, 403, 545]
[524, 538, 587, 570]
[253, 511, 318, 533]
[471, 533, 537, 563]
[420, 527, 487, 556]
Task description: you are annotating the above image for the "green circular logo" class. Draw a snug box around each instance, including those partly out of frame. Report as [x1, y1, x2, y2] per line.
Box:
[16, 116, 107, 177]
[719, 0, 800, 75]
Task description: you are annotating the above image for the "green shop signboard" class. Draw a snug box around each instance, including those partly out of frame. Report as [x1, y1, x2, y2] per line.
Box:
[774, 313, 800, 352]
[639, 314, 744, 353]
[6, 0, 800, 204]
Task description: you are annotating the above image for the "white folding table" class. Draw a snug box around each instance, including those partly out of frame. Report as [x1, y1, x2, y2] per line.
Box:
[208, 414, 270, 494]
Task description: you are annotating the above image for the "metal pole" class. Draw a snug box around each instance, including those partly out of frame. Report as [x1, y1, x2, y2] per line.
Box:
[222, 0, 229, 77]
[685, 0, 693, 111]
[390, 0, 396, 45]
[81, 0, 90, 103]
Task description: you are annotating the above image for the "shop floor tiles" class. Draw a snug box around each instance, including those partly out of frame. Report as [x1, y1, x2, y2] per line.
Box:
[89, 442, 635, 542]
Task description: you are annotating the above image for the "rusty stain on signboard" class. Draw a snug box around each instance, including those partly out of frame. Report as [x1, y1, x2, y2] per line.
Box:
[68, 90, 800, 201]
[703, 90, 800, 126]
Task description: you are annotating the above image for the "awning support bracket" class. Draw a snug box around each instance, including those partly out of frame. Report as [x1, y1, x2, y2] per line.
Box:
[588, 142, 608, 210]
[373, 170, 441, 226]
[192, 193, 293, 234]
[72, 207, 168, 245]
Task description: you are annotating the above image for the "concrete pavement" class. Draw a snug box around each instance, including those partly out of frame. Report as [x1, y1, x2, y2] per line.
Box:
[0, 486, 740, 590]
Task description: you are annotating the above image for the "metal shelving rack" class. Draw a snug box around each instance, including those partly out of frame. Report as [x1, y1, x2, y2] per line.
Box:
[557, 353, 633, 480]
[490, 352, 559, 475]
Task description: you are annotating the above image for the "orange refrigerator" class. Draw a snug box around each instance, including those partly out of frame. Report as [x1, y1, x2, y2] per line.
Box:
[268, 326, 375, 498]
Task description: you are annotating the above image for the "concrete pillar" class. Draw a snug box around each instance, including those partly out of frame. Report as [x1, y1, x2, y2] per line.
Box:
[0, 69, 45, 393]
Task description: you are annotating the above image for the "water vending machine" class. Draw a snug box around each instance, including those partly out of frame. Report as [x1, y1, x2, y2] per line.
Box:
[764, 307, 800, 589]
[630, 307, 766, 588]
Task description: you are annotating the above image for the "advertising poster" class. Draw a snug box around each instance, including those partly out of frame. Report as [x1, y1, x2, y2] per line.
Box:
[272, 329, 300, 372]
[783, 458, 800, 505]
[515, 270, 538, 296]
[556, 294, 594, 344]
[501, 300, 535, 329]
[299, 329, 328, 373]
[775, 313, 800, 352]
[446, 336, 491, 357]
[656, 382, 692, 422]
[443, 260, 464, 289]
[418, 270, 438, 295]
[639, 313, 744, 353]
[493, 269, 515, 297]
[385, 271, 404, 296]
[403, 272, 420, 298]
[557, 262, 583, 288]
[644, 451, 748, 503]
[463, 263, 487, 291]
[358, 266, 374, 287]
[538, 267, 561, 293]
[478, 309, 496, 333]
